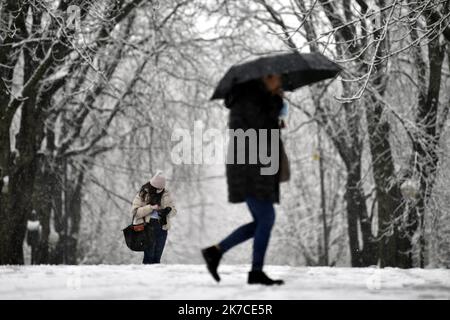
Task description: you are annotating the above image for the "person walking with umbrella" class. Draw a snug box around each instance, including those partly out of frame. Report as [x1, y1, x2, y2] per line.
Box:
[201, 52, 340, 285]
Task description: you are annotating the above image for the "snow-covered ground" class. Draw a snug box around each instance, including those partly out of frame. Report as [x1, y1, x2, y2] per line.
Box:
[0, 264, 448, 300]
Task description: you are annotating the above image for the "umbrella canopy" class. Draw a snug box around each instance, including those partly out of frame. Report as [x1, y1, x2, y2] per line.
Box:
[211, 52, 341, 100]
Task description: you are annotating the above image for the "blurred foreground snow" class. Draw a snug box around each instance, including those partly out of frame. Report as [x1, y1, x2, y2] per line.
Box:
[0, 264, 448, 299]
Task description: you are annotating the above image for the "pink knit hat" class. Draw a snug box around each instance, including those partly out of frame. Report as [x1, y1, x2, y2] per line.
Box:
[150, 171, 166, 189]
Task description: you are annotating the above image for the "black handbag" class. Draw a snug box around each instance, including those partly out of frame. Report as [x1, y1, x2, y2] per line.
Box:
[122, 213, 154, 252]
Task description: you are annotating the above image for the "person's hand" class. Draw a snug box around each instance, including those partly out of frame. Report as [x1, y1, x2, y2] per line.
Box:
[150, 204, 160, 210]
[158, 207, 172, 226]
[159, 207, 172, 215]
[276, 88, 284, 97]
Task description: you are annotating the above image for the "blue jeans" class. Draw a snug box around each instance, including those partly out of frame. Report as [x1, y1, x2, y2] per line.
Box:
[219, 195, 275, 271]
[143, 220, 168, 264]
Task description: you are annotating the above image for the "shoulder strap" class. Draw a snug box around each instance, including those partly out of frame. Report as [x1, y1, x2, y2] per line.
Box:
[131, 210, 137, 225]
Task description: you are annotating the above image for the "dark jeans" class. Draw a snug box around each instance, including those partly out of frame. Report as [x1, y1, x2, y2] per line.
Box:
[143, 219, 168, 264]
[219, 195, 275, 271]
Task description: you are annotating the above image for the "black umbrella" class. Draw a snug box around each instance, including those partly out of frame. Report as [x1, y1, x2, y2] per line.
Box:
[211, 52, 341, 100]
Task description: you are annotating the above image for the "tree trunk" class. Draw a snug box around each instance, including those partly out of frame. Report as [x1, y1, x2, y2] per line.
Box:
[399, 22, 446, 268]
[317, 127, 329, 266]
[343, 159, 378, 267]
[32, 159, 55, 264]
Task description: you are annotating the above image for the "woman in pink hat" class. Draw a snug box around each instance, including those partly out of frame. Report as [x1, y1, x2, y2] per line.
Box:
[130, 171, 177, 264]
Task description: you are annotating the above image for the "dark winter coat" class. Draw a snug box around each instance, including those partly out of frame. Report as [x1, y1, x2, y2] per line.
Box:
[225, 80, 284, 204]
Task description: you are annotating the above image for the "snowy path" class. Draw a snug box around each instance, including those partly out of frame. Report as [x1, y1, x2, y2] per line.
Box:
[0, 264, 448, 300]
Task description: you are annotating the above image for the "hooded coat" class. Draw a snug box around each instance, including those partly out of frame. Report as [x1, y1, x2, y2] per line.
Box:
[225, 80, 285, 204]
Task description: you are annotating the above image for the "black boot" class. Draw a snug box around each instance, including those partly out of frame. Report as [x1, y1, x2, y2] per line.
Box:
[201, 245, 223, 282]
[248, 271, 284, 286]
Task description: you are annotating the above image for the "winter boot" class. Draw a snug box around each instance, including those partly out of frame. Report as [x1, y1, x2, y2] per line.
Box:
[248, 271, 284, 286]
[201, 245, 223, 282]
